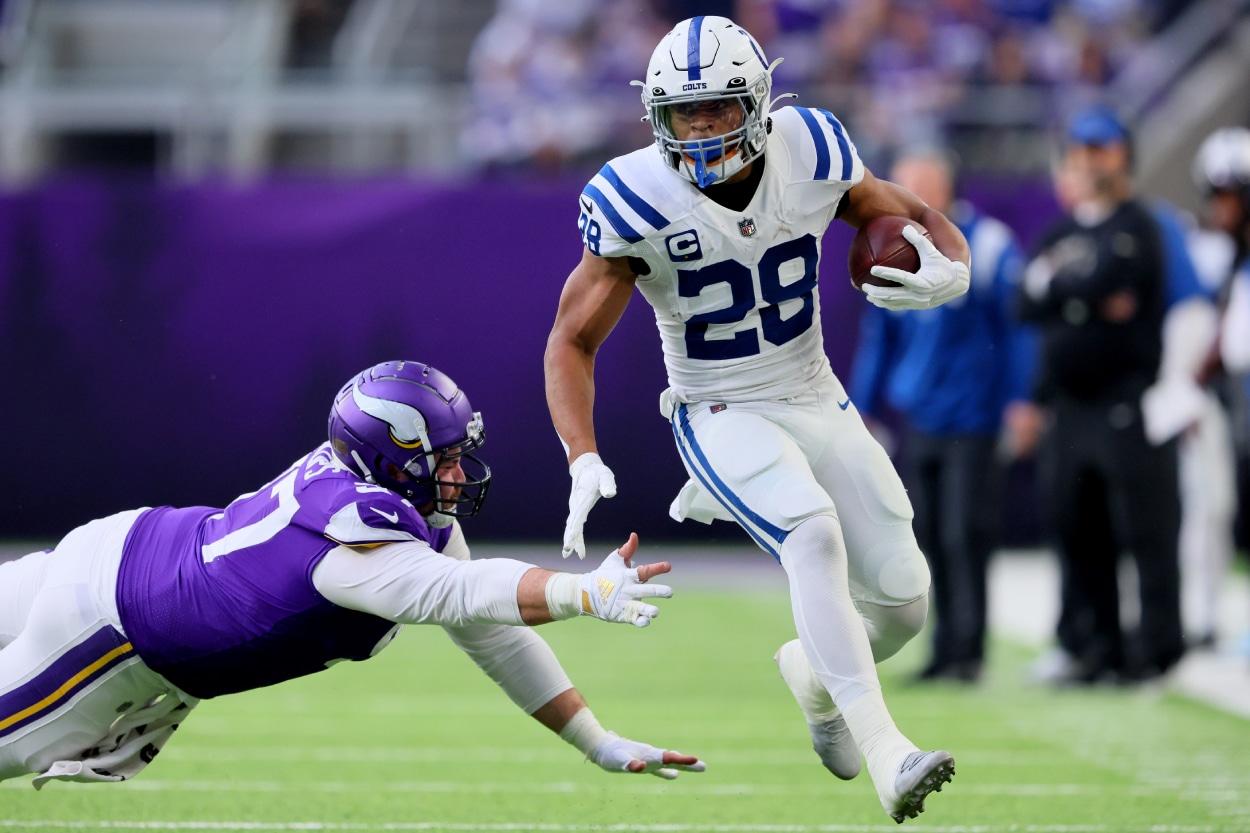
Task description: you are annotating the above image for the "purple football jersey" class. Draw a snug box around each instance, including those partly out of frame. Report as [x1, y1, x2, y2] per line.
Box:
[117, 443, 453, 698]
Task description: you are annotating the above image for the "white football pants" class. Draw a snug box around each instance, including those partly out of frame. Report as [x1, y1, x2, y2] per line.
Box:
[665, 369, 931, 706]
[0, 510, 179, 782]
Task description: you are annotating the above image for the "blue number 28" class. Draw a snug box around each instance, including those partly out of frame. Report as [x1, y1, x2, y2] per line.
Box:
[678, 234, 819, 360]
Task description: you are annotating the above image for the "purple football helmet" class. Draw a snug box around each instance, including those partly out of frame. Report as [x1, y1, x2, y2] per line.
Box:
[328, 360, 490, 521]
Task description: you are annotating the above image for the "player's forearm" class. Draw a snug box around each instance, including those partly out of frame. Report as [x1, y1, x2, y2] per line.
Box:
[531, 687, 590, 735]
[917, 205, 970, 268]
[443, 622, 575, 714]
[314, 543, 533, 626]
[543, 338, 600, 463]
[316, 548, 604, 628]
[517, 567, 562, 625]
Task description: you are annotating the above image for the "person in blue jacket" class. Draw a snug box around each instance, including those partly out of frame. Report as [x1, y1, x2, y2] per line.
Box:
[849, 149, 1037, 683]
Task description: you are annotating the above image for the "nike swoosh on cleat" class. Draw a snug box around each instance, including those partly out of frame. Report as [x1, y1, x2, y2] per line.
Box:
[838, 399, 851, 410]
[371, 507, 399, 524]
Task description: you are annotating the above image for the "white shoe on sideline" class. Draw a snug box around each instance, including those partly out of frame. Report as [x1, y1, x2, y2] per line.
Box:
[880, 749, 955, 824]
[774, 640, 861, 780]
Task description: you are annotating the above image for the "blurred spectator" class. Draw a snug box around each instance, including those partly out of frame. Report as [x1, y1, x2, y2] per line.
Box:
[1018, 104, 1188, 685]
[461, 0, 666, 172]
[1192, 126, 1250, 655]
[848, 149, 1035, 684]
[1151, 205, 1234, 653]
[461, 0, 1168, 176]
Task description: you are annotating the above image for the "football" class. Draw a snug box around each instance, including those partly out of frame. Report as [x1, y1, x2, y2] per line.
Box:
[847, 216, 932, 291]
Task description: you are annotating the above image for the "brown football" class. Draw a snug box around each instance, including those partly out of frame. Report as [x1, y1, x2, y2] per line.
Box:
[847, 216, 932, 291]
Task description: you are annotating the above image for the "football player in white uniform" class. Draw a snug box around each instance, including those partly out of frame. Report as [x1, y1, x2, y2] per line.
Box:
[544, 17, 970, 824]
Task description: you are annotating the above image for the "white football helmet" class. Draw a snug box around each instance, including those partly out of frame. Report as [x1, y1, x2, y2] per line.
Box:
[635, 16, 785, 188]
[1193, 126, 1250, 195]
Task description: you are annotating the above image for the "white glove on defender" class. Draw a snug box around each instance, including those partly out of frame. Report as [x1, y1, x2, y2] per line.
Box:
[563, 452, 617, 559]
[577, 549, 671, 627]
[590, 732, 707, 780]
[863, 225, 970, 311]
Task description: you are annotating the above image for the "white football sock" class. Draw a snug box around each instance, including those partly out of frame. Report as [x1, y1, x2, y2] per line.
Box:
[778, 515, 917, 791]
[774, 638, 839, 722]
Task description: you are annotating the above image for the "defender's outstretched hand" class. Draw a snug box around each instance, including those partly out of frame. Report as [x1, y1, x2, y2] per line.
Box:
[577, 534, 672, 627]
[590, 732, 706, 779]
[863, 225, 970, 311]
[563, 453, 617, 559]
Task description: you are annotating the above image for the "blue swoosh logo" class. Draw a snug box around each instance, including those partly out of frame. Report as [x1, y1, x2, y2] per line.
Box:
[838, 398, 851, 411]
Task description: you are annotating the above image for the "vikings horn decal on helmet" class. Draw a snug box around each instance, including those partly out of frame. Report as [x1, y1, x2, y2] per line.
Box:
[328, 360, 490, 526]
[634, 16, 787, 188]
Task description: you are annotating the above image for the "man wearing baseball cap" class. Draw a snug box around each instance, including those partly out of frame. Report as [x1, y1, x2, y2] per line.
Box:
[1016, 103, 1202, 685]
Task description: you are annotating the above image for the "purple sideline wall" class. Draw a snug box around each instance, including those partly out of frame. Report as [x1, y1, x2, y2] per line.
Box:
[0, 174, 1060, 546]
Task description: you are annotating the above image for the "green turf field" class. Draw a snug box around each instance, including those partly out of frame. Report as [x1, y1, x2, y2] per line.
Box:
[4, 589, 1248, 832]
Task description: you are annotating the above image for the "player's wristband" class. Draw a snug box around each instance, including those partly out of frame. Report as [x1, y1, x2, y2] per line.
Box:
[544, 572, 582, 621]
[559, 707, 609, 756]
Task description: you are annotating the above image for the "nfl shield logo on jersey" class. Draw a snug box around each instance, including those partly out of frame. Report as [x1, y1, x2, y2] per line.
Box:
[737, 217, 757, 237]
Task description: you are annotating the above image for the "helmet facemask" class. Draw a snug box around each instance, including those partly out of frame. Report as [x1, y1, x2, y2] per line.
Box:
[646, 78, 771, 188]
[403, 413, 490, 526]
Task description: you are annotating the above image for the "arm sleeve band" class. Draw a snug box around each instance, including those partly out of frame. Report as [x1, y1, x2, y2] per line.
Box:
[311, 542, 530, 627]
[443, 623, 574, 714]
[559, 706, 609, 755]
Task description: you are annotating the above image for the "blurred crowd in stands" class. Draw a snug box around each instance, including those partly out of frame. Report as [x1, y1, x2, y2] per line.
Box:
[459, 0, 1192, 174]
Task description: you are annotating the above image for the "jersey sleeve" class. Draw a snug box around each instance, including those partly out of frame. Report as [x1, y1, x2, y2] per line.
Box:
[317, 484, 426, 547]
[578, 162, 675, 259]
[786, 107, 865, 190]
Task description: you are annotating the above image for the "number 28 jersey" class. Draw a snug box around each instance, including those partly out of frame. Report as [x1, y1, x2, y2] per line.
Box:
[578, 106, 864, 402]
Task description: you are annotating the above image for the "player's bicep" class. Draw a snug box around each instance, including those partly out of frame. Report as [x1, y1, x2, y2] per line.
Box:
[838, 169, 928, 229]
[549, 249, 637, 356]
[313, 541, 530, 626]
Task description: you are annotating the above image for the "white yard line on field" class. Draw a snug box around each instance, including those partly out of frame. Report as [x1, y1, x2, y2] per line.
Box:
[0, 821, 1242, 832]
[0, 779, 1220, 801]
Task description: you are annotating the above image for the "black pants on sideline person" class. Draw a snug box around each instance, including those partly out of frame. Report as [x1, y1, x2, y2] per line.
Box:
[1040, 393, 1185, 682]
[903, 430, 1001, 681]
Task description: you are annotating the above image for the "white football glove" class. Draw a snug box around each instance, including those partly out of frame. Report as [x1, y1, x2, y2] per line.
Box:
[563, 452, 617, 559]
[862, 225, 970, 311]
[577, 548, 672, 627]
[589, 732, 707, 779]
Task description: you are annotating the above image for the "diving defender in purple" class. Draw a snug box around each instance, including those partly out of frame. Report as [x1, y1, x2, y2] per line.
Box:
[0, 360, 700, 789]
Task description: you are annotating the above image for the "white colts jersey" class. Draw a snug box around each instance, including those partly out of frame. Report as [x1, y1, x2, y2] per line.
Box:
[578, 106, 864, 402]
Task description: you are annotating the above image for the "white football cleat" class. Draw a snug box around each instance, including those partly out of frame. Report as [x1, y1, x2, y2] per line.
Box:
[808, 714, 862, 780]
[774, 639, 862, 780]
[881, 749, 955, 824]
